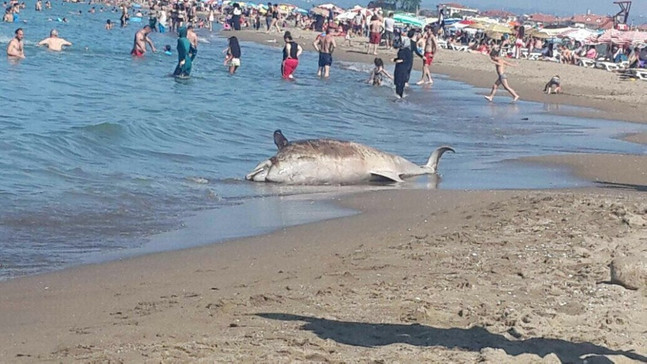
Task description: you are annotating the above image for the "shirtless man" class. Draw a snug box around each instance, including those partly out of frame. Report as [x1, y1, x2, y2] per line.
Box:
[417, 26, 438, 85]
[120, 3, 128, 27]
[313, 28, 336, 78]
[484, 48, 519, 102]
[187, 24, 197, 60]
[37, 29, 71, 51]
[3, 8, 13, 22]
[130, 25, 156, 56]
[6, 27, 24, 59]
[367, 15, 382, 55]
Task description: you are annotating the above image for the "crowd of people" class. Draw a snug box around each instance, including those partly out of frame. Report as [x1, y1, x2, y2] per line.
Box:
[442, 24, 647, 70]
[33, 0, 647, 101]
[3, 0, 521, 101]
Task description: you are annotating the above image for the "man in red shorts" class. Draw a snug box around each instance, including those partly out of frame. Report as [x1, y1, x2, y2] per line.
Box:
[367, 15, 382, 55]
[417, 25, 438, 85]
[131, 25, 156, 57]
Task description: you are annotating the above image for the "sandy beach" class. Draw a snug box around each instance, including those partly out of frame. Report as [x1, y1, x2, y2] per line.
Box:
[1, 27, 647, 363]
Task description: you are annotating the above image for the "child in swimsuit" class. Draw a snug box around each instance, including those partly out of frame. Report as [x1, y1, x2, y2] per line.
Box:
[544, 75, 561, 94]
[367, 57, 393, 86]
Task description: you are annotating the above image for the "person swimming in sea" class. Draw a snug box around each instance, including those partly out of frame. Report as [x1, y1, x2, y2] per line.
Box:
[173, 26, 192, 77]
[164, 44, 172, 55]
[367, 57, 392, 86]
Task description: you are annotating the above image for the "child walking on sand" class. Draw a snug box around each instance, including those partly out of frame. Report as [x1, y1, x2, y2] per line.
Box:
[484, 48, 520, 102]
[367, 57, 393, 86]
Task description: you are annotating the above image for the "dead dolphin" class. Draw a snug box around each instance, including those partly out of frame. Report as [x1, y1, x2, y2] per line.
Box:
[246, 130, 454, 185]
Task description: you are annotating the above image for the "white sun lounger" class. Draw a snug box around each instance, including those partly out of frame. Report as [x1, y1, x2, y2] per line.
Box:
[527, 52, 542, 61]
[450, 44, 469, 52]
[595, 61, 621, 72]
[625, 69, 647, 80]
[578, 58, 596, 68]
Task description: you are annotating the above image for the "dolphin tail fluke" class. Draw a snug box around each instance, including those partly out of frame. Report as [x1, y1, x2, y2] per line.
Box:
[425, 146, 455, 173]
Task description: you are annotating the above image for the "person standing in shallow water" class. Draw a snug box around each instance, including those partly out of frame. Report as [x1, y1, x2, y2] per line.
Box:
[187, 24, 198, 61]
[281, 32, 302, 79]
[313, 28, 336, 78]
[173, 26, 192, 77]
[131, 25, 156, 56]
[6, 27, 25, 59]
[484, 48, 520, 102]
[37, 29, 72, 51]
[393, 41, 412, 98]
[225, 36, 241, 74]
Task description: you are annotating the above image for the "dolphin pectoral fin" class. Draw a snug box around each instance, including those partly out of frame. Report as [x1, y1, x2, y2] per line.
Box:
[370, 171, 404, 183]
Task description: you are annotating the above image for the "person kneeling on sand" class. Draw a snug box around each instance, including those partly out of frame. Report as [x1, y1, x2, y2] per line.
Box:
[544, 75, 561, 94]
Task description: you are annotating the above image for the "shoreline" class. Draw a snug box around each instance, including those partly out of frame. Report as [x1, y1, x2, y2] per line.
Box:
[1, 27, 647, 363]
[227, 27, 647, 189]
[227, 28, 647, 126]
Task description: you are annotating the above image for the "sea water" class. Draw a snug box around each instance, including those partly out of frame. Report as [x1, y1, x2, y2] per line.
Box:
[1, 3, 646, 280]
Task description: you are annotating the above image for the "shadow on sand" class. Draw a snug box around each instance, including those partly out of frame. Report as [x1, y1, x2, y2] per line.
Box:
[596, 181, 647, 192]
[257, 313, 647, 363]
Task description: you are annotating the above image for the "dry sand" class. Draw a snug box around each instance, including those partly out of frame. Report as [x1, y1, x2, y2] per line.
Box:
[1, 27, 647, 363]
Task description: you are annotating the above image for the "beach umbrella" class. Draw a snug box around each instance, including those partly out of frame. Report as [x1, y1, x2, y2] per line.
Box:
[317, 3, 335, 9]
[558, 28, 596, 42]
[310, 7, 328, 16]
[485, 23, 512, 34]
[336, 11, 356, 21]
[393, 13, 424, 28]
[294, 7, 308, 15]
[533, 31, 552, 39]
[487, 31, 504, 39]
[466, 22, 488, 30]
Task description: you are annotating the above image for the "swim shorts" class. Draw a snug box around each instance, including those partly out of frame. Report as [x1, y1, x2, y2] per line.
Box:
[497, 73, 507, 84]
[230, 57, 240, 67]
[282, 58, 299, 78]
[369, 31, 381, 45]
[424, 52, 434, 66]
[318, 52, 332, 67]
[130, 48, 144, 57]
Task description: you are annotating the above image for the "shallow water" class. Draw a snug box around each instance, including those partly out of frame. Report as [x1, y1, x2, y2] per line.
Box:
[1, 3, 646, 280]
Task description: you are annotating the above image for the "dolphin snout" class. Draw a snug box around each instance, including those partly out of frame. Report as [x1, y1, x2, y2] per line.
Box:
[246, 160, 272, 181]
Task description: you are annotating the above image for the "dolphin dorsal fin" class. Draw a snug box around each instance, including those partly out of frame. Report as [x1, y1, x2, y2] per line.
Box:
[273, 130, 289, 150]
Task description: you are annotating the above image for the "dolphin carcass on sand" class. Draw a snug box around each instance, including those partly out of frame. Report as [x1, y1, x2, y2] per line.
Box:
[245, 130, 455, 185]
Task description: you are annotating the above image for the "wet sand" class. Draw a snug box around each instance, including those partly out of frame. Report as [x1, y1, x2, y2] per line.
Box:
[1, 27, 647, 363]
